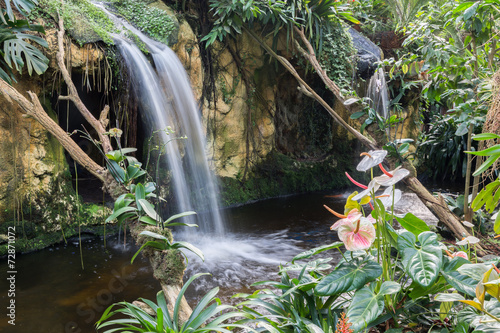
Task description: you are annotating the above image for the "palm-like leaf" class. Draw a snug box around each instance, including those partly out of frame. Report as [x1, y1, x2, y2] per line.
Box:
[1, 0, 38, 24]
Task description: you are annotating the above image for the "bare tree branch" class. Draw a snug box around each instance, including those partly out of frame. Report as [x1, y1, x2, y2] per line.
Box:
[56, 11, 113, 153]
[0, 79, 106, 181]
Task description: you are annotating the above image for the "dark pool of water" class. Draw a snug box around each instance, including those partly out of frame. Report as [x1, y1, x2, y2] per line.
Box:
[0, 191, 347, 333]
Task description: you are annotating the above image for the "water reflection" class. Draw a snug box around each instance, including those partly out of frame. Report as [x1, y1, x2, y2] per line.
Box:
[0, 191, 346, 332]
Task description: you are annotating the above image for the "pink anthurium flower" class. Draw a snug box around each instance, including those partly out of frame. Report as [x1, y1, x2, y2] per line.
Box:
[338, 217, 376, 251]
[373, 166, 410, 187]
[356, 150, 388, 172]
[446, 250, 468, 261]
[324, 206, 362, 230]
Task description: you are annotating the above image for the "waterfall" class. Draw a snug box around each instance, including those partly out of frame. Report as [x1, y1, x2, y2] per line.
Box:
[366, 67, 389, 119]
[101, 8, 226, 235]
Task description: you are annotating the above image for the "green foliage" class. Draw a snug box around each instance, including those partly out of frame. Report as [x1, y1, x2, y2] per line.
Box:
[0, 0, 49, 83]
[131, 229, 204, 263]
[397, 231, 443, 287]
[318, 25, 355, 90]
[384, 0, 432, 27]
[417, 114, 479, 181]
[96, 273, 249, 333]
[112, 0, 176, 45]
[203, 0, 358, 56]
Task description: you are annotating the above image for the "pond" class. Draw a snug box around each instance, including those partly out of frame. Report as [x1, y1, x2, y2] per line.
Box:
[0, 191, 347, 333]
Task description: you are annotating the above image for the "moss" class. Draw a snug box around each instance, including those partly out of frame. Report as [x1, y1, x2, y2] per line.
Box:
[318, 24, 356, 90]
[33, 0, 117, 45]
[111, 0, 178, 46]
[151, 249, 185, 285]
[0, 219, 116, 256]
[220, 146, 360, 206]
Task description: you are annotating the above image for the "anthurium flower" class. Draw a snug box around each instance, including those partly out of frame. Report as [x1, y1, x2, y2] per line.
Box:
[377, 187, 402, 208]
[456, 236, 480, 246]
[356, 150, 388, 172]
[338, 218, 376, 251]
[324, 206, 362, 230]
[352, 179, 380, 201]
[445, 249, 468, 260]
[462, 221, 474, 228]
[373, 166, 410, 187]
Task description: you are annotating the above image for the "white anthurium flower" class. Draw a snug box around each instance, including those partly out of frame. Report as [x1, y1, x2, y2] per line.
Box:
[462, 221, 475, 228]
[456, 236, 480, 246]
[374, 166, 410, 187]
[352, 179, 380, 201]
[377, 187, 402, 208]
[356, 150, 388, 172]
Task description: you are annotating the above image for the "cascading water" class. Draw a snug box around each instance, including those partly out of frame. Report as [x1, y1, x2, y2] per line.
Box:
[366, 67, 389, 119]
[97, 5, 306, 293]
[100, 8, 225, 235]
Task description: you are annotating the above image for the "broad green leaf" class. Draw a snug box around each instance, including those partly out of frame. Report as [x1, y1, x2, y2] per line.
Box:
[139, 216, 158, 225]
[138, 199, 162, 222]
[472, 154, 499, 176]
[344, 98, 360, 106]
[466, 145, 500, 156]
[106, 206, 137, 223]
[440, 300, 453, 321]
[350, 111, 365, 119]
[292, 242, 343, 263]
[397, 231, 443, 287]
[135, 183, 146, 211]
[280, 258, 332, 273]
[395, 213, 430, 236]
[107, 160, 126, 183]
[165, 211, 197, 225]
[473, 133, 500, 141]
[441, 271, 478, 297]
[458, 263, 491, 281]
[346, 282, 395, 332]
[378, 281, 401, 295]
[172, 241, 205, 261]
[315, 260, 382, 296]
[139, 230, 168, 241]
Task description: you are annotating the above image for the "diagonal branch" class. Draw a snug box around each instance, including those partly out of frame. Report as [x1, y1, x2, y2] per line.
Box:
[243, 26, 377, 150]
[56, 10, 113, 153]
[0, 79, 106, 181]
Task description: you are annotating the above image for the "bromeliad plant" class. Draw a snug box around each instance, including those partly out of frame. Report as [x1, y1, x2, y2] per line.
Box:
[237, 149, 480, 332]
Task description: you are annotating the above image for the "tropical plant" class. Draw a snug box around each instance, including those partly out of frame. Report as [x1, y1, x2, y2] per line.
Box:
[467, 133, 500, 233]
[202, 0, 359, 55]
[102, 128, 204, 263]
[236, 149, 476, 332]
[96, 273, 250, 333]
[0, 0, 49, 83]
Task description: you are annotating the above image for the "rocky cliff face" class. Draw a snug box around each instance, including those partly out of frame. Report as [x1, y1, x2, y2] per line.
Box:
[0, 28, 107, 227]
